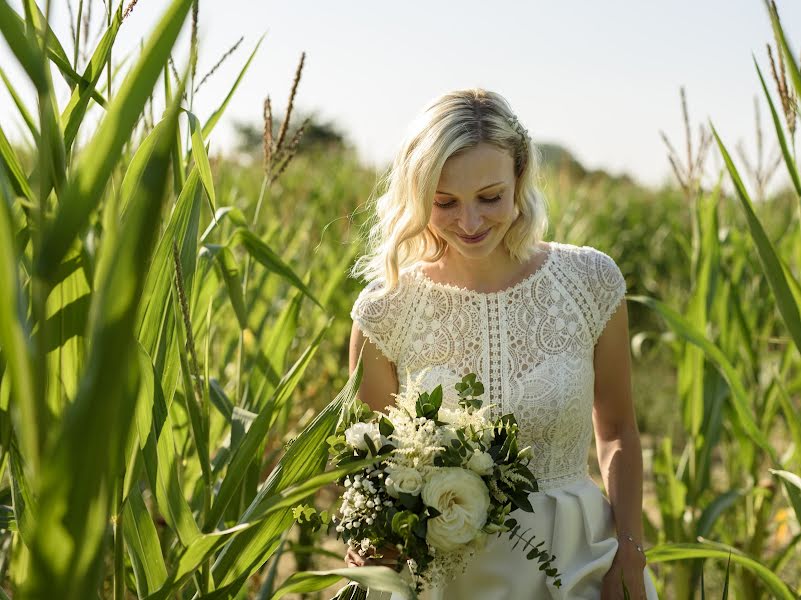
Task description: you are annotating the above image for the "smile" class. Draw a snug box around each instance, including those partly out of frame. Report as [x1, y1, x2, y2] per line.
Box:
[457, 229, 491, 242]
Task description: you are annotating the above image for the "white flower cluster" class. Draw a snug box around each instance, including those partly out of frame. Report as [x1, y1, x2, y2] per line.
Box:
[333, 466, 392, 534]
[332, 367, 544, 592]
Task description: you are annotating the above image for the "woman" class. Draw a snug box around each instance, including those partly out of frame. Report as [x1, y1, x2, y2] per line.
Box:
[344, 88, 659, 599]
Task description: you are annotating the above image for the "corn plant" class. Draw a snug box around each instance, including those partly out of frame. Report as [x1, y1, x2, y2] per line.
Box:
[623, 1, 801, 598]
[0, 1, 412, 598]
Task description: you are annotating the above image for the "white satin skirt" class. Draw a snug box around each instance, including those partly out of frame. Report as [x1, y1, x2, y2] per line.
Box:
[366, 471, 659, 600]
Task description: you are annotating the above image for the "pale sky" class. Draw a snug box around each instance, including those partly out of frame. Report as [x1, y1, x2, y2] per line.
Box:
[2, 0, 801, 190]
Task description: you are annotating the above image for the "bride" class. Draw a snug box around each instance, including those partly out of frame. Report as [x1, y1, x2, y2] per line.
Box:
[343, 88, 659, 599]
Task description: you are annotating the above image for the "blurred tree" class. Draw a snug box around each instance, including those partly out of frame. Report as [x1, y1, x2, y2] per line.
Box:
[234, 111, 349, 157]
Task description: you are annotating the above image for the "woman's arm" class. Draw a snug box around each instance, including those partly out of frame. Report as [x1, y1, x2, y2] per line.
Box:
[592, 299, 647, 562]
[349, 321, 399, 412]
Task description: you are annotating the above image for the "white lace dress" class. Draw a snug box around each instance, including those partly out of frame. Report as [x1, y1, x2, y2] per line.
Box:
[349, 241, 659, 600]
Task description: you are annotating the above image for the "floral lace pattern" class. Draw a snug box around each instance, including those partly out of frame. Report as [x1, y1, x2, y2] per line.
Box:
[350, 242, 627, 489]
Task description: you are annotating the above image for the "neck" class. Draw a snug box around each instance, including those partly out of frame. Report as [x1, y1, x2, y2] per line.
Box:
[424, 241, 548, 292]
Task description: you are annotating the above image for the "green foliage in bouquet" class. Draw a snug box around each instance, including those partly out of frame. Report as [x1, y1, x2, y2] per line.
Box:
[322, 372, 563, 598]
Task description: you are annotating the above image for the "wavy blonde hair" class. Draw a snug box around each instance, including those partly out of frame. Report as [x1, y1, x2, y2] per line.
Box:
[349, 88, 549, 299]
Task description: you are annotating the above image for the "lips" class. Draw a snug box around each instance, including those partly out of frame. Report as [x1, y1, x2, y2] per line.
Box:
[457, 229, 491, 241]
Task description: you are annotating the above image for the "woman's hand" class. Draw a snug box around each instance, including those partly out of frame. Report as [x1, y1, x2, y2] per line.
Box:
[344, 543, 406, 572]
[600, 543, 647, 600]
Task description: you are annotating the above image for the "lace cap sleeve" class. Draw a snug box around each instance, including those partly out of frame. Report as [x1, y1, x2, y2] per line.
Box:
[349, 277, 407, 364]
[588, 248, 627, 344]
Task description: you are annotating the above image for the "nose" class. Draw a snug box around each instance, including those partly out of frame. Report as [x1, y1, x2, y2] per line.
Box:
[458, 204, 486, 236]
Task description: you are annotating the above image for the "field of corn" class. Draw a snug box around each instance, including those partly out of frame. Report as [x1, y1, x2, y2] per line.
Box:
[0, 0, 800, 598]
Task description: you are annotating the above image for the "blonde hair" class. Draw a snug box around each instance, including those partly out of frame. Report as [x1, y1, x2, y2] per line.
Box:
[349, 88, 549, 299]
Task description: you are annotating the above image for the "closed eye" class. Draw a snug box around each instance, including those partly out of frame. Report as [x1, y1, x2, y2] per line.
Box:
[434, 194, 502, 209]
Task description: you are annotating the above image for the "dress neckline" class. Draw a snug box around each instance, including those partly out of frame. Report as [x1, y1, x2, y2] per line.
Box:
[410, 241, 559, 296]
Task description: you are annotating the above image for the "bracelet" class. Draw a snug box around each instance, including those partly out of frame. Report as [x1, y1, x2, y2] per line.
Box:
[619, 534, 646, 557]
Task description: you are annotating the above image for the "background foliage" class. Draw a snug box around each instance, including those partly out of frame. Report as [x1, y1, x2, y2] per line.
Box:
[0, 0, 799, 598]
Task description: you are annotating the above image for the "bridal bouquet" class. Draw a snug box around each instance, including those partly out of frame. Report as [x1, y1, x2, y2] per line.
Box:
[325, 368, 562, 599]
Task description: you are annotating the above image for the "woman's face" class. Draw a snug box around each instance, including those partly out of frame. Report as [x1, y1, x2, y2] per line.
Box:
[428, 141, 518, 258]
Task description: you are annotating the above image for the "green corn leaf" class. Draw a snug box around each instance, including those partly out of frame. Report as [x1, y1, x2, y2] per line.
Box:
[0, 164, 37, 469]
[199, 206, 248, 244]
[136, 165, 202, 409]
[774, 378, 801, 465]
[753, 59, 801, 198]
[629, 295, 777, 462]
[768, 469, 801, 525]
[61, 2, 123, 153]
[696, 489, 745, 538]
[172, 286, 213, 492]
[271, 567, 416, 600]
[0, 64, 39, 139]
[0, 1, 48, 92]
[21, 67, 183, 600]
[187, 110, 216, 213]
[146, 457, 383, 599]
[710, 124, 801, 360]
[209, 345, 363, 588]
[230, 228, 323, 310]
[123, 486, 168, 597]
[202, 34, 265, 139]
[201, 244, 248, 330]
[36, 0, 194, 282]
[135, 343, 201, 546]
[9, 440, 36, 546]
[120, 118, 171, 219]
[204, 320, 330, 530]
[646, 542, 795, 600]
[25, 0, 88, 94]
[764, 0, 801, 106]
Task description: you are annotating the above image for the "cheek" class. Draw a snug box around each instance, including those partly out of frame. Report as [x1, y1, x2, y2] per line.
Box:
[428, 210, 453, 230]
[491, 201, 518, 223]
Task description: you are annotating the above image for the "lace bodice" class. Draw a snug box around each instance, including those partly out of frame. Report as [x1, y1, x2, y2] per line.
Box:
[349, 241, 627, 491]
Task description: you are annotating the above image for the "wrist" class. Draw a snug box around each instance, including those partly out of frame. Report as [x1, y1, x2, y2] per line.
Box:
[616, 533, 647, 564]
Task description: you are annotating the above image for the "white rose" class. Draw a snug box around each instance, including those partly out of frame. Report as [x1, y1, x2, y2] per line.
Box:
[344, 422, 384, 453]
[466, 451, 495, 476]
[385, 466, 424, 498]
[422, 468, 491, 551]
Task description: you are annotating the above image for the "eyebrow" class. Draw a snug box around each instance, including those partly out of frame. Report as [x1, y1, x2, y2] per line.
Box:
[435, 181, 505, 197]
